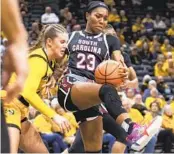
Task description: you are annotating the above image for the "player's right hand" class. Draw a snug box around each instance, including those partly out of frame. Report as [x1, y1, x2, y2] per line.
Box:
[53, 114, 71, 134]
[2, 42, 29, 102]
[117, 66, 129, 79]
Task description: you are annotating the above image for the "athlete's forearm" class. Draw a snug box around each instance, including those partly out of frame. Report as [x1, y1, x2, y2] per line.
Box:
[22, 92, 57, 118]
[112, 50, 124, 62]
[128, 78, 139, 89]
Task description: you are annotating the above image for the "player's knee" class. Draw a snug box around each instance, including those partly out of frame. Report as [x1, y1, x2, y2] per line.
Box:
[99, 84, 116, 102]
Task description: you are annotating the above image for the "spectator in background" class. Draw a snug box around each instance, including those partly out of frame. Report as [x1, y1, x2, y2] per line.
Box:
[143, 80, 157, 102]
[167, 0, 174, 11]
[122, 98, 144, 124]
[160, 38, 174, 56]
[142, 13, 154, 33]
[104, 0, 115, 7]
[119, 10, 128, 27]
[29, 22, 40, 45]
[108, 8, 120, 28]
[143, 101, 161, 124]
[132, 17, 145, 34]
[132, 0, 142, 6]
[132, 94, 148, 116]
[41, 6, 59, 24]
[153, 15, 166, 30]
[167, 23, 174, 38]
[154, 55, 169, 77]
[130, 46, 142, 65]
[145, 88, 166, 110]
[149, 35, 161, 55]
[156, 104, 174, 153]
[166, 52, 174, 77]
[140, 75, 152, 94]
[115, 28, 125, 45]
[61, 7, 72, 23]
[162, 105, 174, 133]
[156, 76, 171, 96]
[140, 42, 155, 60]
[126, 88, 136, 105]
[20, 3, 28, 14]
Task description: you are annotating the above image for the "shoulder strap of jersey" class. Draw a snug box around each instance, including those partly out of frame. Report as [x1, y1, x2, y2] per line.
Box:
[103, 34, 110, 60]
[28, 54, 48, 79]
[68, 31, 77, 45]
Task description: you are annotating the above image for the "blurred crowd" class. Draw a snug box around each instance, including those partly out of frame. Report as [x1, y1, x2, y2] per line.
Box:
[1, 0, 174, 153]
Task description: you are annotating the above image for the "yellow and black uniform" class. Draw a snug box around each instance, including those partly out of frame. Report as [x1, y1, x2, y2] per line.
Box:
[2, 48, 57, 131]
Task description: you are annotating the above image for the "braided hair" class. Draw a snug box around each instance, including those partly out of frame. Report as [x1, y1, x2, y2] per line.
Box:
[30, 24, 67, 51]
[30, 24, 68, 81]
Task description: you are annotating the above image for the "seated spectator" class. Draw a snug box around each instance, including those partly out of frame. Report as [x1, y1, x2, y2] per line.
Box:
[167, 0, 174, 11]
[156, 76, 172, 96]
[162, 105, 174, 133]
[41, 6, 59, 24]
[132, 17, 145, 34]
[130, 46, 142, 65]
[149, 35, 161, 56]
[140, 42, 155, 60]
[104, 0, 115, 7]
[132, 0, 142, 6]
[145, 88, 166, 110]
[126, 88, 136, 105]
[122, 98, 144, 124]
[142, 101, 162, 125]
[33, 108, 67, 153]
[115, 28, 125, 45]
[142, 13, 154, 33]
[156, 104, 174, 153]
[119, 10, 128, 26]
[143, 80, 157, 102]
[153, 15, 166, 30]
[167, 23, 174, 37]
[20, 3, 28, 14]
[55, 104, 78, 145]
[154, 53, 170, 77]
[108, 8, 120, 28]
[140, 75, 152, 94]
[29, 22, 40, 45]
[135, 35, 148, 51]
[160, 38, 174, 56]
[132, 94, 148, 116]
[61, 7, 72, 23]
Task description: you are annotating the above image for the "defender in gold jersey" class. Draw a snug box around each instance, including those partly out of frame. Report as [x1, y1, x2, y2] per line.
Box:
[2, 24, 71, 153]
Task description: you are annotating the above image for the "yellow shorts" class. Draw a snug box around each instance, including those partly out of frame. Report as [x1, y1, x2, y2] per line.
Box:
[1, 90, 29, 131]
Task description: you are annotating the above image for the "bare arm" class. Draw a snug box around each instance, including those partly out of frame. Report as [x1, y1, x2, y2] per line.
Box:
[127, 66, 139, 89]
[2, 0, 28, 102]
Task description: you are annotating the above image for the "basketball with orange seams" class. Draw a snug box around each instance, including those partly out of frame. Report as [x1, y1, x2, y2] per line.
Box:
[95, 60, 125, 86]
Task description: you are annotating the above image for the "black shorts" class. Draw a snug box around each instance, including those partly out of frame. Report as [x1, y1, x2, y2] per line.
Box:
[58, 74, 102, 123]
